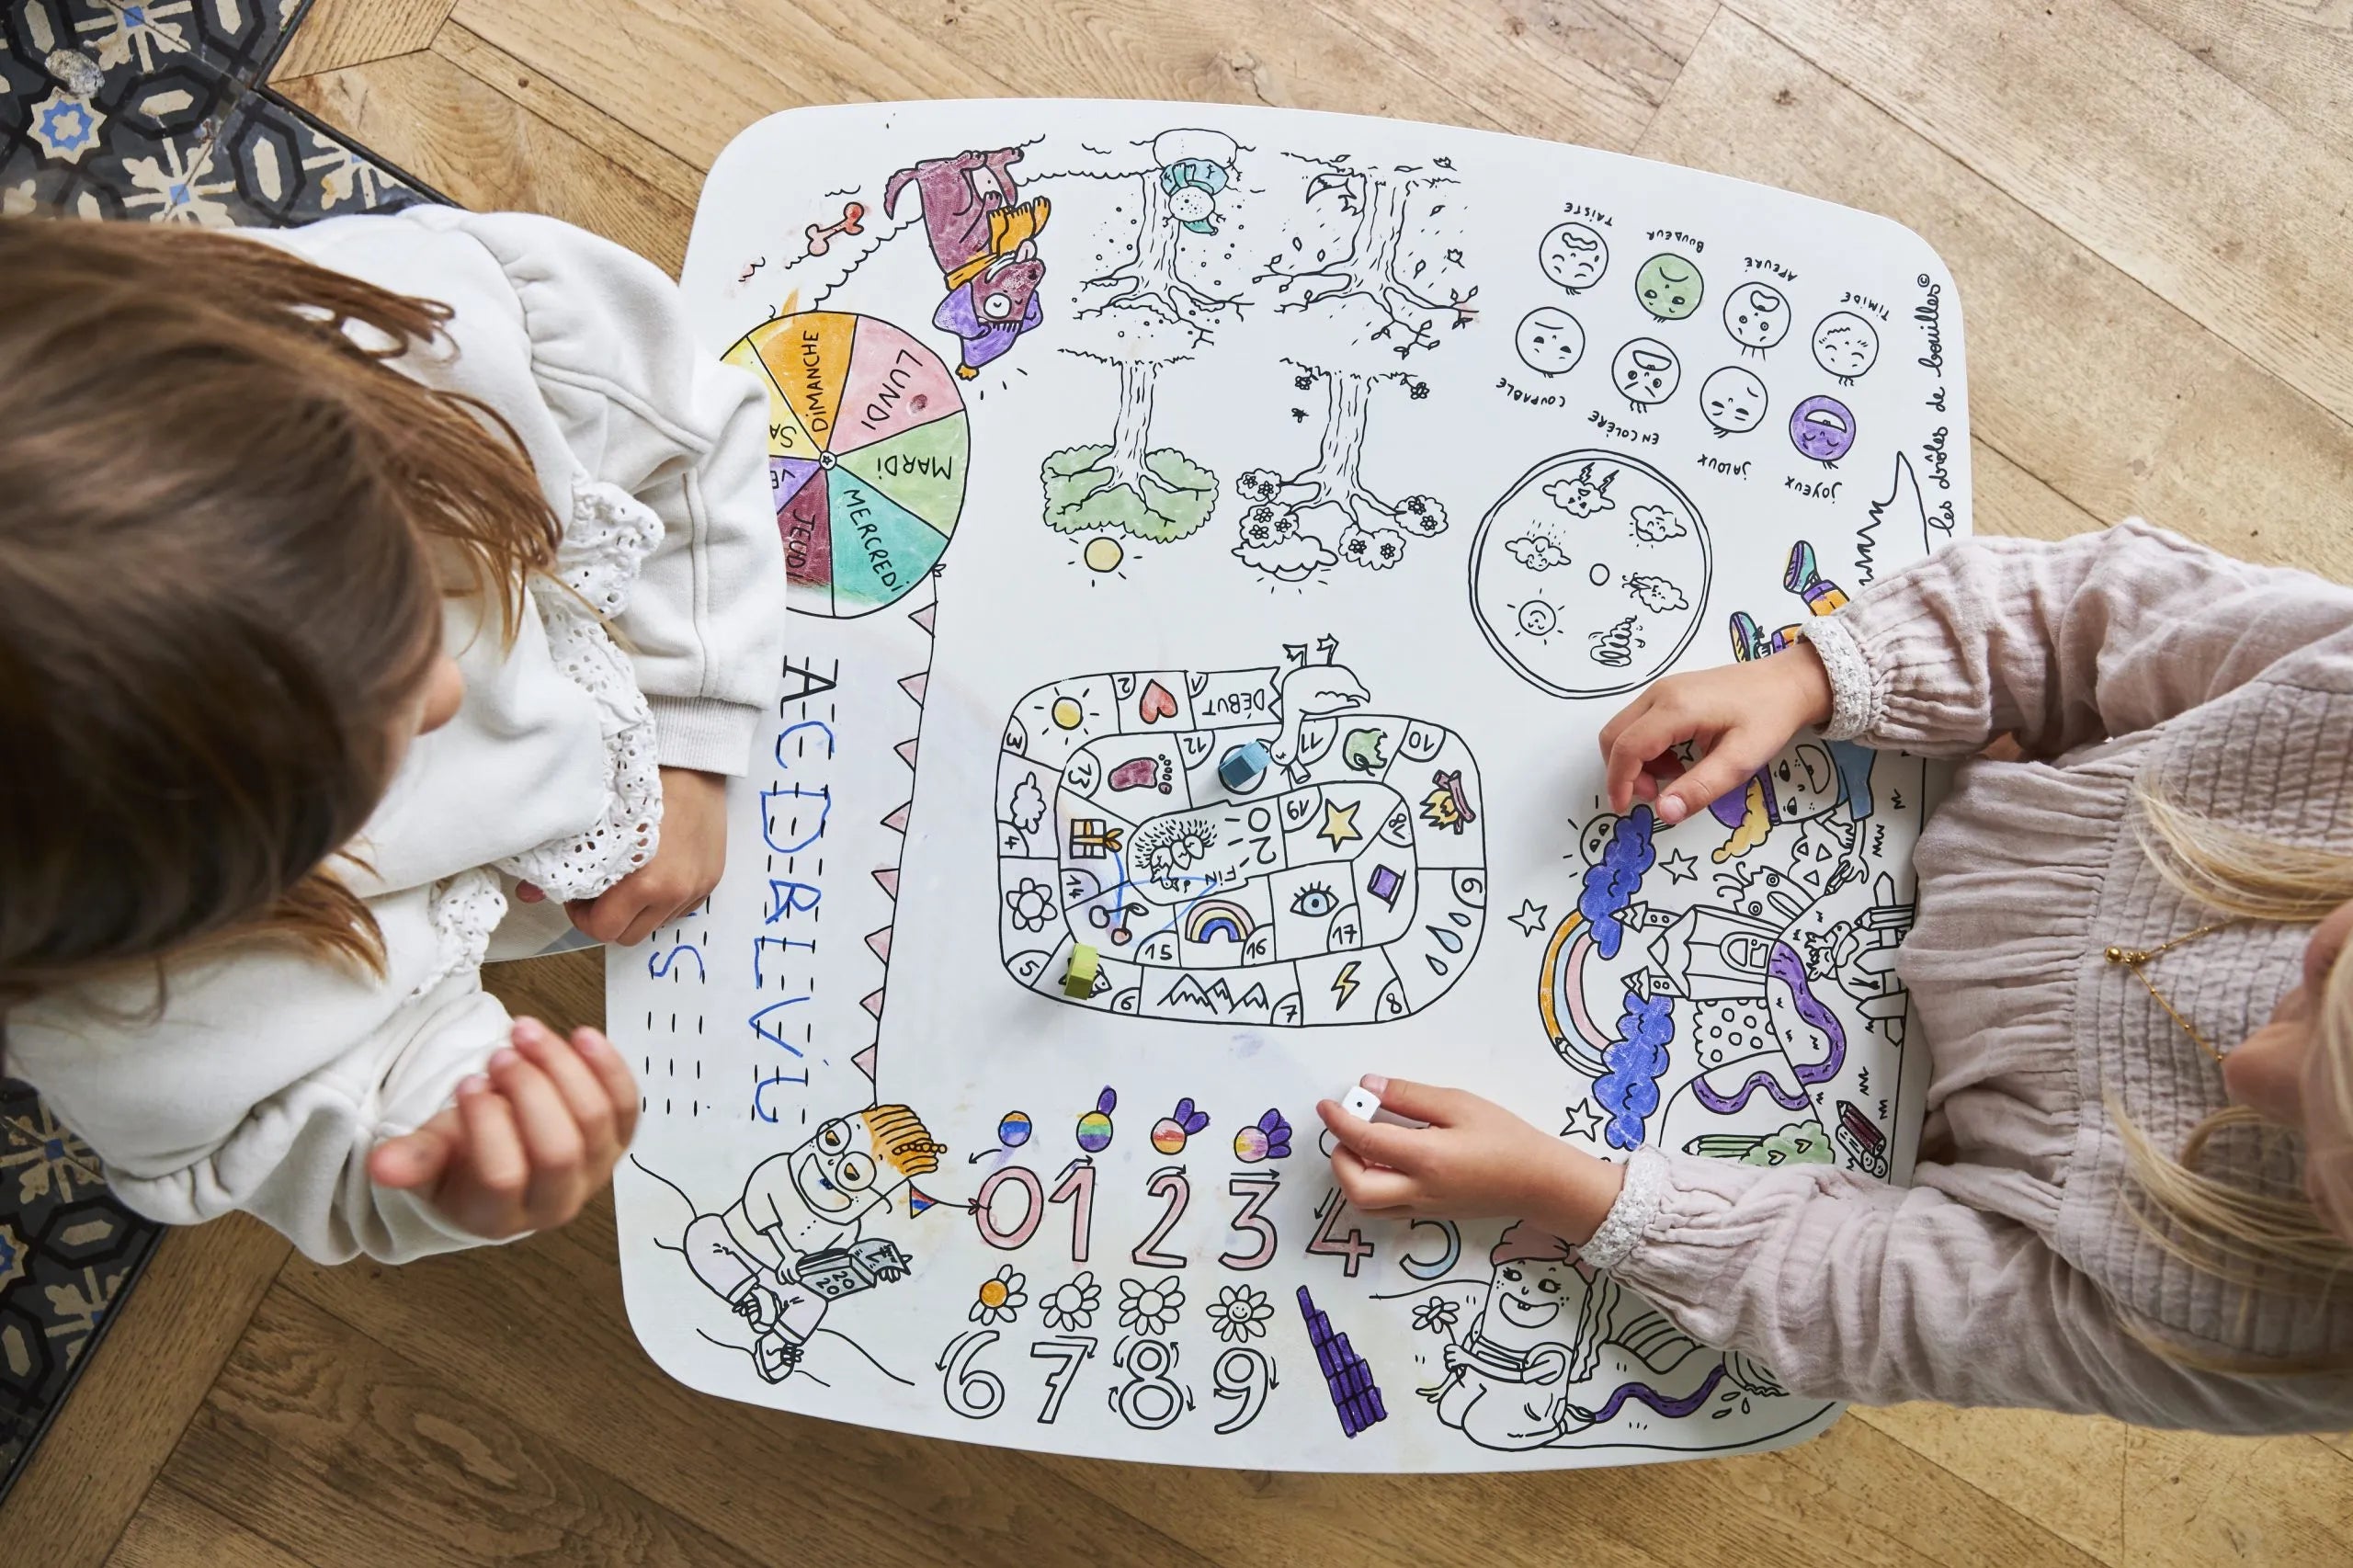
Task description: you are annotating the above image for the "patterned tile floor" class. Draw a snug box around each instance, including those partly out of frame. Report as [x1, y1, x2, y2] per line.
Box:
[0, 0, 443, 1498]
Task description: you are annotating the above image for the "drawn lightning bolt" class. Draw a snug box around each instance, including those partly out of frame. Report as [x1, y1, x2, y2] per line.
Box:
[1332, 961, 1361, 1007]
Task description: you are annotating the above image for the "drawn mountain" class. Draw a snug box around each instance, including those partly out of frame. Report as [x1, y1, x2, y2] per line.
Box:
[1159, 973, 1237, 1014]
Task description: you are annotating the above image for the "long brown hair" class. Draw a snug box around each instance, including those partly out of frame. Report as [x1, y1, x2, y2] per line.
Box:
[0, 216, 561, 1011]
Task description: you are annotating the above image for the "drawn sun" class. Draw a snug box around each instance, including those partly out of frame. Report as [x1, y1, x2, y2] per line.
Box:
[1513, 599, 1563, 642]
[1074, 534, 1129, 585]
[1036, 688, 1097, 732]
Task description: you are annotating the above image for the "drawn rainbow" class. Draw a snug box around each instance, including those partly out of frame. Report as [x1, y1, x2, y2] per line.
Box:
[1184, 900, 1256, 945]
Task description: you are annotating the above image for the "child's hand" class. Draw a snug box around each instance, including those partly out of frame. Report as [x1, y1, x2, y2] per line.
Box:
[1597, 644, 1834, 825]
[1314, 1077, 1626, 1241]
[519, 767, 729, 946]
[369, 1017, 639, 1240]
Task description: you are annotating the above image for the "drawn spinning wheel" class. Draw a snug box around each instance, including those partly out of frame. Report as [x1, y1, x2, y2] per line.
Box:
[723, 310, 970, 617]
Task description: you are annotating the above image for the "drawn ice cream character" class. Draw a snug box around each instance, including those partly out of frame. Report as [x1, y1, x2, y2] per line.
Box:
[677, 1106, 943, 1382]
[1722, 281, 1790, 357]
[1707, 738, 1878, 864]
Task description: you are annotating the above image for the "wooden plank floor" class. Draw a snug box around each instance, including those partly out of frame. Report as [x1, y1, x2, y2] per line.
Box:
[8, 0, 2353, 1562]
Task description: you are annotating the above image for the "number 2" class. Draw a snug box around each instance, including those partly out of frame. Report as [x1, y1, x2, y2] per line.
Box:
[1131, 1165, 1190, 1268]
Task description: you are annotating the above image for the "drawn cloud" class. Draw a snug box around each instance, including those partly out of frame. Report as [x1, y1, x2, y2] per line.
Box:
[1595, 991, 1675, 1151]
[1008, 774, 1048, 835]
[1544, 472, 1617, 518]
[1234, 529, 1341, 582]
[1623, 573, 1688, 615]
[1631, 504, 1685, 543]
[1506, 533, 1571, 572]
[1579, 806, 1656, 960]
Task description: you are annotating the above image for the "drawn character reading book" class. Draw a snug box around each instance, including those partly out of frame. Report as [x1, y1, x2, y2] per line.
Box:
[1423, 1223, 1717, 1450]
[678, 1105, 943, 1381]
[884, 147, 1051, 377]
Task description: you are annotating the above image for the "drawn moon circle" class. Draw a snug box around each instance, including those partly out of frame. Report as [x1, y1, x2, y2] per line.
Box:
[1467, 449, 1711, 699]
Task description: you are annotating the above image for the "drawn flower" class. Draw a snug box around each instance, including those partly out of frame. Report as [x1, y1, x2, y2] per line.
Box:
[1412, 1297, 1461, 1335]
[1234, 468, 1284, 505]
[1118, 1276, 1183, 1335]
[119, 137, 235, 227]
[74, 0, 191, 74]
[969, 1265, 1027, 1326]
[1004, 878, 1054, 932]
[1206, 1284, 1273, 1344]
[1039, 1270, 1101, 1332]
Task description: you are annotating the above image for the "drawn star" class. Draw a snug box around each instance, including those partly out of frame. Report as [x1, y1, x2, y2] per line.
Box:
[1508, 900, 1549, 937]
[1561, 1102, 1607, 1142]
[1660, 848, 1699, 885]
[1318, 800, 1363, 850]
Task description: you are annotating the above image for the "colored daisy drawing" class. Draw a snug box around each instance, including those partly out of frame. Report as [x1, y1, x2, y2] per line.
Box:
[969, 1265, 1027, 1326]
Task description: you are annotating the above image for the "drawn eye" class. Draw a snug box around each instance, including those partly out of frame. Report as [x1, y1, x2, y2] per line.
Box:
[1643, 288, 1657, 299]
[1290, 883, 1338, 918]
[815, 1119, 851, 1155]
[1502, 1267, 1522, 1282]
[983, 293, 1012, 320]
[834, 1152, 877, 1192]
[1540, 1278, 1562, 1294]
[1670, 294, 1686, 307]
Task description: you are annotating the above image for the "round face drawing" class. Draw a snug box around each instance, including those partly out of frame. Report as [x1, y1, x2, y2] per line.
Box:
[1610, 336, 1681, 410]
[1811, 311, 1879, 381]
[1633, 253, 1702, 321]
[791, 1116, 888, 1219]
[1166, 185, 1215, 224]
[1514, 307, 1586, 376]
[1538, 222, 1608, 292]
[1771, 740, 1844, 821]
[1722, 281, 1789, 352]
[1789, 394, 1857, 464]
[1699, 365, 1768, 435]
[1482, 1258, 1581, 1346]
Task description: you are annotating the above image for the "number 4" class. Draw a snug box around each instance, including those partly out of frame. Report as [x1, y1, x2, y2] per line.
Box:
[1306, 1186, 1375, 1277]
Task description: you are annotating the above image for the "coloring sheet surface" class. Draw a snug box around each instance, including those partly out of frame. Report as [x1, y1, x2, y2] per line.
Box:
[609, 100, 1970, 1472]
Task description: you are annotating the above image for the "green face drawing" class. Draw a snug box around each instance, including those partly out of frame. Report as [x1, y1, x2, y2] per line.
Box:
[1634, 253, 1703, 321]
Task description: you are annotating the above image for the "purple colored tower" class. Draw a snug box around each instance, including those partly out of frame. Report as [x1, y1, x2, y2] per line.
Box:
[1295, 1285, 1387, 1437]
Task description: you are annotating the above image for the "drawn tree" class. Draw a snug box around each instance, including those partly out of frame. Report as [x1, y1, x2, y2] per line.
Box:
[1038, 129, 1246, 546]
[1041, 304, 1218, 541]
[1231, 154, 1474, 583]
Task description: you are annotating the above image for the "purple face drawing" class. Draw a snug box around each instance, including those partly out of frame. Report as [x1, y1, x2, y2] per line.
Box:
[1789, 395, 1856, 466]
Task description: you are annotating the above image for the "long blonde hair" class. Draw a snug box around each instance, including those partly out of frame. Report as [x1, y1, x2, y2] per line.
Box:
[2120, 790, 2353, 1367]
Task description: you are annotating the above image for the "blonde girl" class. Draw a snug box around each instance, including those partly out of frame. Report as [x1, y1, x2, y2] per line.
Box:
[1321, 522, 2353, 1429]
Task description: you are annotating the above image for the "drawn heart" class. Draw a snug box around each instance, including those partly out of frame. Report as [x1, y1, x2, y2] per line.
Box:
[1138, 680, 1178, 724]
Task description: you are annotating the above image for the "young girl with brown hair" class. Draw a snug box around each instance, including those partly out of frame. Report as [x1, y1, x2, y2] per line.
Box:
[1321, 522, 2353, 1430]
[0, 210, 785, 1261]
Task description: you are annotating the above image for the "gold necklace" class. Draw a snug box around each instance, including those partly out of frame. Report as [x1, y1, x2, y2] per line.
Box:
[2105, 920, 2239, 1064]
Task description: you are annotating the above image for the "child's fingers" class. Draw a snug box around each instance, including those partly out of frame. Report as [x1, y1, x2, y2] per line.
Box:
[1329, 1145, 1421, 1211]
[1601, 705, 1689, 814]
[488, 1049, 585, 1182]
[512, 1019, 618, 1159]
[456, 1078, 529, 1206]
[1314, 1099, 1427, 1172]
[1654, 733, 1767, 827]
[1596, 687, 1657, 770]
[369, 1107, 461, 1190]
[1367, 1076, 1477, 1128]
[569, 1028, 641, 1149]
